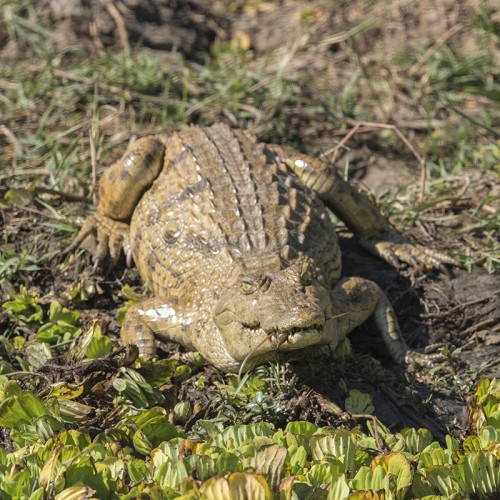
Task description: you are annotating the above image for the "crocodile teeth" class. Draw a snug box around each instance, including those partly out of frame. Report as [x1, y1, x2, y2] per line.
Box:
[267, 327, 320, 347]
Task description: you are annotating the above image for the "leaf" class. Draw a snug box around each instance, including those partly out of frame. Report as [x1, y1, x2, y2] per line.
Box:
[310, 431, 356, 471]
[48, 301, 80, 325]
[419, 446, 453, 468]
[196, 419, 223, 439]
[154, 458, 190, 490]
[65, 463, 117, 499]
[85, 324, 112, 359]
[113, 368, 166, 408]
[307, 462, 336, 487]
[395, 428, 434, 454]
[138, 359, 179, 386]
[243, 444, 287, 489]
[199, 472, 273, 499]
[35, 416, 65, 441]
[347, 490, 385, 499]
[0, 387, 48, 428]
[423, 465, 458, 497]
[57, 429, 92, 448]
[478, 426, 499, 450]
[127, 459, 150, 484]
[216, 451, 242, 476]
[195, 455, 216, 482]
[371, 452, 412, 495]
[50, 383, 84, 400]
[3, 188, 35, 206]
[212, 423, 275, 449]
[68, 277, 98, 304]
[328, 473, 351, 500]
[475, 378, 492, 404]
[470, 378, 500, 433]
[345, 389, 375, 415]
[57, 399, 93, 424]
[23, 341, 53, 370]
[289, 445, 308, 472]
[54, 485, 96, 500]
[487, 410, 500, 430]
[39, 444, 63, 488]
[351, 465, 385, 492]
[285, 420, 317, 437]
[452, 451, 500, 496]
[59, 444, 86, 462]
[71, 320, 100, 362]
[3, 286, 43, 325]
[131, 408, 184, 454]
[35, 302, 81, 343]
[0, 468, 37, 499]
[36, 321, 80, 344]
[174, 401, 192, 424]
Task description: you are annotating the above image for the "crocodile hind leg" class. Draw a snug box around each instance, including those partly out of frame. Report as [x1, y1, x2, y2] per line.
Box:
[121, 296, 195, 359]
[330, 276, 408, 364]
[269, 145, 455, 270]
[68, 135, 167, 263]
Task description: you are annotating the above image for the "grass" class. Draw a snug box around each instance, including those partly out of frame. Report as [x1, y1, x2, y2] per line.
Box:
[0, 0, 499, 497]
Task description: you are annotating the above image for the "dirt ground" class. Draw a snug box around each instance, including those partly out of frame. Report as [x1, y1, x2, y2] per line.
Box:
[1, 0, 499, 441]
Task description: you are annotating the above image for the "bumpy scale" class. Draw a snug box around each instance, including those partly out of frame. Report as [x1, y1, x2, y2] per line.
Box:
[70, 124, 454, 372]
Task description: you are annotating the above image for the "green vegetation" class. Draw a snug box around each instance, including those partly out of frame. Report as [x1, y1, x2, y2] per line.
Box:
[0, 0, 499, 497]
[0, 347, 499, 498]
[0, 286, 499, 497]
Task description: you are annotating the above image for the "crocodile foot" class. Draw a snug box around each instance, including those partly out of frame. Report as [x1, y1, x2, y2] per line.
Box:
[67, 212, 132, 267]
[360, 230, 456, 271]
[405, 348, 447, 368]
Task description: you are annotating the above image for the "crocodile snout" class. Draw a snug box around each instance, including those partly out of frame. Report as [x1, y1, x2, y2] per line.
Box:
[260, 304, 325, 334]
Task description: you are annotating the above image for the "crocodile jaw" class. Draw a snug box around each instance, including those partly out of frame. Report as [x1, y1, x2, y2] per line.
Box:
[282, 327, 323, 347]
[214, 321, 331, 369]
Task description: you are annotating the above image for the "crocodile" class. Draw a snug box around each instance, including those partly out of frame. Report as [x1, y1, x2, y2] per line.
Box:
[71, 123, 452, 373]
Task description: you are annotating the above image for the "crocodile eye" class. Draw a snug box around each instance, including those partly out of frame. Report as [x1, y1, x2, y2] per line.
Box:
[240, 274, 269, 294]
[240, 281, 257, 294]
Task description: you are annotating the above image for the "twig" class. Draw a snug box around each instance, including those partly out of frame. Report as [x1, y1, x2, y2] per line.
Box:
[422, 292, 499, 319]
[329, 122, 361, 163]
[89, 127, 99, 206]
[0, 168, 50, 180]
[9, 205, 64, 221]
[460, 317, 499, 336]
[6, 371, 53, 383]
[350, 413, 383, 450]
[395, 119, 448, 130]
[53, 69, 133, 100]
[237, 336, 271, 380]
[0, 124, 24, 159]
[329, 120, 427, 198]
[444, 102, 500, 138]
[34, 186, 93, 204]
[105, 1, 130, 54]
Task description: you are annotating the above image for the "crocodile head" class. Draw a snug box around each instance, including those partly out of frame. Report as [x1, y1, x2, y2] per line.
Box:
[213, 260, 336, 369]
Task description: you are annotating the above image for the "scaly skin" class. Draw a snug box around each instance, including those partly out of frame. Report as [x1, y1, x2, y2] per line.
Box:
[70, 123, 453, 372]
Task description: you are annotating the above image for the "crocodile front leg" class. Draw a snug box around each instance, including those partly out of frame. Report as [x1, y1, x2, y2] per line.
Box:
[68, 135, 166, 263]
[330, 277, 408, 363]
[270, 145, 455, 270]
[121, 297, 195, 359]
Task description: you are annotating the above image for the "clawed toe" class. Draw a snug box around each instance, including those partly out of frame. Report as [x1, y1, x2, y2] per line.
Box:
[125, 247, 133, 268]
[92, 257, 100, 274]
[65, 215, 98, 255]
[69, 212, 131, 269]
